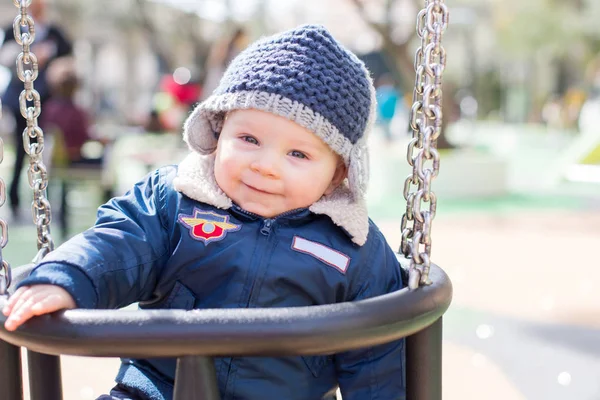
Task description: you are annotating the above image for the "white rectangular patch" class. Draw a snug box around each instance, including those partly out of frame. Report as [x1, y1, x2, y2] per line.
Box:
[291, 236, 350, 274]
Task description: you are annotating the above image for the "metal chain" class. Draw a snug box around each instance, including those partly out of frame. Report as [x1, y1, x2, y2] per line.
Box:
[401, 0, 448, 289]
[0, 96, 11, 295]
[13, 0, 54, 265]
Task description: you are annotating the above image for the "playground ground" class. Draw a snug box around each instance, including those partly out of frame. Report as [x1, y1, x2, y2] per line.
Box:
[1, 126, 599, 399]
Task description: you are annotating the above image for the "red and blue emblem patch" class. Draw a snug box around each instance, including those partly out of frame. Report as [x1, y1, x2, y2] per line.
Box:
[178, 208, 241, 244]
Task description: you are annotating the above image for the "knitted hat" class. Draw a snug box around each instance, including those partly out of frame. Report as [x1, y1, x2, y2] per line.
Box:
[183, 24, 376, 203]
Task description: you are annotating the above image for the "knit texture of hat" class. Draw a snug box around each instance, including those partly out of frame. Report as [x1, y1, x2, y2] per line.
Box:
[182, 24, 377, 240]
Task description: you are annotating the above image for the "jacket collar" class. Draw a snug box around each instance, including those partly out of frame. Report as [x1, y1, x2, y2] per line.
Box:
[173, 152, 369, 246]
[229, 204, 311, 222]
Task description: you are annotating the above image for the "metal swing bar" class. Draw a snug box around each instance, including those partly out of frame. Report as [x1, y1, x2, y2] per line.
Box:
[0, 262, 451, 400]
[0, 262, 450, 358]
[0, 1, 450, 399]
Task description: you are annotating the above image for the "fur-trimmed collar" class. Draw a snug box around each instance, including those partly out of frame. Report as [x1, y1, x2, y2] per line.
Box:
[173, 152, 369, 245]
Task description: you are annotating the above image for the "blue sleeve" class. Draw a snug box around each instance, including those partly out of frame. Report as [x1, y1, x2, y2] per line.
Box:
[17, 168, 172, 309]
[336, 227, 406, 400]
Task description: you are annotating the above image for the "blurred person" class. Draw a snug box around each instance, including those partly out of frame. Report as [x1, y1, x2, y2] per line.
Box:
[41, 56, 99, 166]
[143, 109, 167, 134]
[4, 25, 405, 400]
[0, 0, 73, 219]
[375, 73, 401, 142]
[200, 27, 249, 100]
[40, 56, 104, 238]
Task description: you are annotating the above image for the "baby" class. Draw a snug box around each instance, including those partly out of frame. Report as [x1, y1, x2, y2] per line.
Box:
[4, 25, 406, 400]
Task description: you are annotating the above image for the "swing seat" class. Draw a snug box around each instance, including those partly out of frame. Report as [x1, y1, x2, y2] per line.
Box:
[0, 257, 452, 400]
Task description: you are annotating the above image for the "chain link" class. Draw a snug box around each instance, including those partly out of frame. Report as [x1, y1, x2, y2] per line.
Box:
[402, 0, 448, 289]
[0, 82, 10, 295]
[14, 0, 54, 264]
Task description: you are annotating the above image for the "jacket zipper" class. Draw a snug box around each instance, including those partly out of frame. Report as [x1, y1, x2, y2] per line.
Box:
[224, 207, 307, 397]
[260, 218, 273, 235]
[245, 218, 275, 307]
[224, 215, 277, 396]
[247, 207, 307, 300]
[231, 206, 308, 308]
[245, 206, 307, 305]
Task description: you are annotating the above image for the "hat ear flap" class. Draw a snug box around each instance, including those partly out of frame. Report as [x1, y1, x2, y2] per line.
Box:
[183, 105, 220, 154]
[347, 139, 369, 200]
[347, 61, 376, 202]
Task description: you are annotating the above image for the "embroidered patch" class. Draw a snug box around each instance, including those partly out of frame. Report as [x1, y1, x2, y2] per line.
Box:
[291, 236, 350, 274]
[179, 208, 241, 244]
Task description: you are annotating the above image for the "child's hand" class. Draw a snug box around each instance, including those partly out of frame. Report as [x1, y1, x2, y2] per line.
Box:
[2, 285, 76, 331]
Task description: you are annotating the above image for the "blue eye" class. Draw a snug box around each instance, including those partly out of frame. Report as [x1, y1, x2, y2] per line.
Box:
[289, 150, 307, 159]
[242, 136, 259, 145]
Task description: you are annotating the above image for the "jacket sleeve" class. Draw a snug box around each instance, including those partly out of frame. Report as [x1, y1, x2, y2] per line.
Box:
[335, 226, 406, 400]
[16, 168, 172, 310]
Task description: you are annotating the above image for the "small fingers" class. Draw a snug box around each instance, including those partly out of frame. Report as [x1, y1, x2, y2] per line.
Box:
[30, 293, 72, 315]
[8, 286, 42, 319]
[3, 286, 31, 316]
[4, 287, 65, 331]
[4, 296, 39, 331]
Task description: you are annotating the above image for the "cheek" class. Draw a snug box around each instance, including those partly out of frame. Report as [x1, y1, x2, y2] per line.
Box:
[215, 147, 242, 188]
[285, 162, 335, 203]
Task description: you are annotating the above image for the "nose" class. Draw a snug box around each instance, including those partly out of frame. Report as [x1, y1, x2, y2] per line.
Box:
[250, 151, 280, 178]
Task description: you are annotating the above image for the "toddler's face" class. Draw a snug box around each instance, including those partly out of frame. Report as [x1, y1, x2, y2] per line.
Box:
[214, 109, 346, 218]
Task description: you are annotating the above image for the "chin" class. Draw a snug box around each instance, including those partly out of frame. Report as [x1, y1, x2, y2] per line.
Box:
[238, 201, 278, 218]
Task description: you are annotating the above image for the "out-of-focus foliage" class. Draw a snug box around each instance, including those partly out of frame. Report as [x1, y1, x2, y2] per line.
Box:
[495, 0, 577, 56]
[493, 0, 600, 58]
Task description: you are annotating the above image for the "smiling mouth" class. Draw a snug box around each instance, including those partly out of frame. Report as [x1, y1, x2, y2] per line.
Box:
[245, 183, 272, 195]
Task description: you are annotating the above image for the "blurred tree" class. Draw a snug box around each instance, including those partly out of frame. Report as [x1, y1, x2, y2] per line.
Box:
[349, 0, 417, 93]
[350, 0, 455, 148]
[135, 0, 211, 76]
[135, 0, 173, 74]
[491, 0, 600, 124]
[494, 0, 585, 58]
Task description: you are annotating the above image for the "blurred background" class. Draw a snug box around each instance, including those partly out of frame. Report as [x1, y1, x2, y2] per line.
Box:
[1, 0, 599, 399]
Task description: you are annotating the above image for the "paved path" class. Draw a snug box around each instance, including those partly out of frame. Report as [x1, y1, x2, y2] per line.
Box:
[377, 211, 600, 400]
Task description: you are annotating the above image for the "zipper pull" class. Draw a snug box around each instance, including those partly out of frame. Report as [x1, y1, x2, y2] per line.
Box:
[261, 219, 273, 236]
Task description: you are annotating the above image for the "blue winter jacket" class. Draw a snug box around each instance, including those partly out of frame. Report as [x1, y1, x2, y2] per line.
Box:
[18, 163, 406, 400]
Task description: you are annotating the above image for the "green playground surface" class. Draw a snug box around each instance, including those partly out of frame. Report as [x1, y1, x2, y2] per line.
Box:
[367, 186, 595, 220]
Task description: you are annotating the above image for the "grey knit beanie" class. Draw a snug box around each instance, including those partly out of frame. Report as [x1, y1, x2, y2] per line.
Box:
[183, 24, 376, 202]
